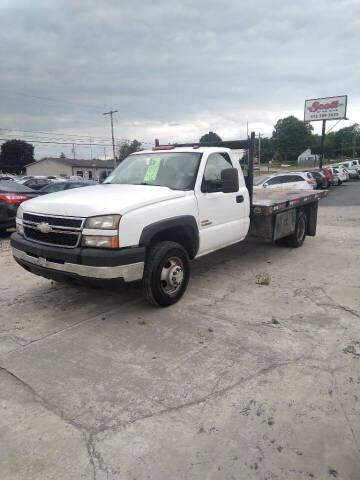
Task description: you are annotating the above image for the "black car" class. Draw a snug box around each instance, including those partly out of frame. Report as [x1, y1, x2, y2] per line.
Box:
[38, 180, 97, 195]
[0, 181, 38, 232]
[17, 177, 52, 190]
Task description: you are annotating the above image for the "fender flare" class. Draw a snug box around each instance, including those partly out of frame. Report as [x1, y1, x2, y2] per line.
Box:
[139, 215, 199, 258]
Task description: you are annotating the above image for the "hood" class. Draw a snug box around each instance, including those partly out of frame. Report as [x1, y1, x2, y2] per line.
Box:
[21, 184, 186, 217]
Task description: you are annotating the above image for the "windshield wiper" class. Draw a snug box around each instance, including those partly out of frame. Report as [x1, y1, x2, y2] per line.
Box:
[138, 182, 176, 189]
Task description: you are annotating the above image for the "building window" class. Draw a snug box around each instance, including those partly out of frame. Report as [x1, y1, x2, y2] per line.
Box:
[76, 171, 83, 177]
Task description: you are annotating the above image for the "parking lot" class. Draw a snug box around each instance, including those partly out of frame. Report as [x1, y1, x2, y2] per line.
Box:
[1, 182, 359, 480]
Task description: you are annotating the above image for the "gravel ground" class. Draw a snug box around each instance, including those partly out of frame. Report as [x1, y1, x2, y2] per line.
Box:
[0, 182, 359, 480]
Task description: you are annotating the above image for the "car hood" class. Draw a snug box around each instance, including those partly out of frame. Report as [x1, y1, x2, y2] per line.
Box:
[21, 184, 187, 217]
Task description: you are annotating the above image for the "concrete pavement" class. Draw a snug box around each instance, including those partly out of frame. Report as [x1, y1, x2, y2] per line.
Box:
[0, 182, 359, 480]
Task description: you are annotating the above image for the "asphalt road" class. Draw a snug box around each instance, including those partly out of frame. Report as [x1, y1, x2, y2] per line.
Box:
[321, 180, 360, 207]
[0, 182, 359, 480]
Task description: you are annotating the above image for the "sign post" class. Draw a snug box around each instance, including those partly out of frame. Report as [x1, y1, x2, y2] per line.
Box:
[320, 120, 326, 168]
[304, 95, 347, 168]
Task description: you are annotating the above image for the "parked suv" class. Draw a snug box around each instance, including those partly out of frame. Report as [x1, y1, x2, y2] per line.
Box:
[255, 172, 315, 190]
[307, 170, 328, 189]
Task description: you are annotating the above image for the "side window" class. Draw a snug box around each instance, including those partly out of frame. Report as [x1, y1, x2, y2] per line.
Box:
[202, 153, 232, 192]
[46, 183, 66, 193]
[266, 176, 282, 185]
[292, 175, 305, 182]
[281, 175, 297, 183]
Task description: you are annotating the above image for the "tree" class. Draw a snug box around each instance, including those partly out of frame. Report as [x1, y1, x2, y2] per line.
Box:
[117, 140, 142, 162]
[272, 116, 313, 162]
[199, 131, 222, 143]
[257, 137, 274, 163]
[0, 139, 34, 174]
[325, 124, 360, 159]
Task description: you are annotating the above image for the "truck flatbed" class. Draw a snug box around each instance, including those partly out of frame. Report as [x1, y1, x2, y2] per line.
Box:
[252, 188, 328, 216]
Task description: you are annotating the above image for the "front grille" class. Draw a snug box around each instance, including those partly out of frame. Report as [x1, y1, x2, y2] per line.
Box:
[24, 227, 79, 247]
[23, 213, 82, 229]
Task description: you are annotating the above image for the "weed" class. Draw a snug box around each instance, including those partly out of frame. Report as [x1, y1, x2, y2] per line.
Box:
[256, 273, 271, 286]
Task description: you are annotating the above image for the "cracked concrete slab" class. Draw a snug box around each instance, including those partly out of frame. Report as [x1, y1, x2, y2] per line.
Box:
[0, 182, 359, 479]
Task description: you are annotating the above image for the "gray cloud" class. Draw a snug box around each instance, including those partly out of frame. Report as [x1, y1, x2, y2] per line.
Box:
[1, 0, 359, 159]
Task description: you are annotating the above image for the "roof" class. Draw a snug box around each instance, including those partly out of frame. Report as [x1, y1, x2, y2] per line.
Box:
[26, 157, 115, 168]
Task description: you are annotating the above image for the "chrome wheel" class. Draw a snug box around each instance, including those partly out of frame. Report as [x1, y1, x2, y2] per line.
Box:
[160, 256, 184, 296]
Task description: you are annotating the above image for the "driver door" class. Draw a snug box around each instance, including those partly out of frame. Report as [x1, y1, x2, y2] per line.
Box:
[195, 152, 249, 256]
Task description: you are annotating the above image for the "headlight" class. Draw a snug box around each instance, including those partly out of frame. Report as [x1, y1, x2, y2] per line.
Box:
[16, 223, 24, 236]
[84, 214, 121, 229]
[82, 235, 119, 248]
[16, 206, 24, 220]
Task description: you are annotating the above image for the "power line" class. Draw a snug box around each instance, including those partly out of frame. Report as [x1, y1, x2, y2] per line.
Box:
[0, 136, 114, 147]
[0, 127, 128, 143]
[8, 91, 110, 113]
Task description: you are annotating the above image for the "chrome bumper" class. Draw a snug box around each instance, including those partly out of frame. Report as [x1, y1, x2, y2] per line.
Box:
[12, 247, 144, 282]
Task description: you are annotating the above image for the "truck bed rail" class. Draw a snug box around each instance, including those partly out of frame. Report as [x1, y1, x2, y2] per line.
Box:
[252, 189, 328, 216]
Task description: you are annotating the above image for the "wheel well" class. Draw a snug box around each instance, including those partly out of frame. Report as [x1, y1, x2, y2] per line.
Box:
[147, 226, 197, 259]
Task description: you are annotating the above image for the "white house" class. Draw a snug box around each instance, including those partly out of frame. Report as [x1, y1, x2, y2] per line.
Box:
[26, 157, 114, 181]
[297, 149, 320, 166]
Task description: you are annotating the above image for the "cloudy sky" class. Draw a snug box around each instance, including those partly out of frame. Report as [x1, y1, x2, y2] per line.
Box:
[1, 0, 359, 159]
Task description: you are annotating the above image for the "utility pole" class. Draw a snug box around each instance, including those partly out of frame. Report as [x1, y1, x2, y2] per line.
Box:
[258, 133, 261, 170]
[103, 110, 118, 169]
[246, 121, 249, 164]
[319, 120, 326, 168]
[72, 143, 76, 160]
[104, 147, 107, 161]
[89, 137, 93, 160]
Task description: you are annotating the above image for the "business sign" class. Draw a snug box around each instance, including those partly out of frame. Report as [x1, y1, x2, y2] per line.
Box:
[304, 95, 347, 122]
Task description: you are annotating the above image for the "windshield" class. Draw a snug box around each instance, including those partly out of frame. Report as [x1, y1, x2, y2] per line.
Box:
[104, 152, 202, 190]
[255, 176, 271, 186]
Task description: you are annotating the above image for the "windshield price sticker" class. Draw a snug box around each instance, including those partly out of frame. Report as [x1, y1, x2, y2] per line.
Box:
[144, 158, 161, 182]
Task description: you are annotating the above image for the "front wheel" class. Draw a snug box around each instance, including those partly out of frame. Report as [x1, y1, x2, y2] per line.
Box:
[143, 241, 190, 307]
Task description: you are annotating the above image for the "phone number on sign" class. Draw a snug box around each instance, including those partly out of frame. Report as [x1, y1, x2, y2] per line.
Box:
[308, 113, 341, 120]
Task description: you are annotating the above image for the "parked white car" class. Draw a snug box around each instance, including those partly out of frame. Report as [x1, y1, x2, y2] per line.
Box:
[326, 166, 347, 183]
[254, 172, 316, 190]
[337, 161, 359, 179]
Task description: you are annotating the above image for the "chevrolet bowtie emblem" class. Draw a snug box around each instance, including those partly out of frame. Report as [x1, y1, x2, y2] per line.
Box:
[37, 222, 52, 234]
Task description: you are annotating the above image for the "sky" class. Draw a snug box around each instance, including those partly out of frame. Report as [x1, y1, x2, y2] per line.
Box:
[1, 0, 360, 159]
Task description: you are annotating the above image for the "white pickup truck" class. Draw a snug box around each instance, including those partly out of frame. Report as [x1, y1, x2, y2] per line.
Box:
[11, 142, 326, 306]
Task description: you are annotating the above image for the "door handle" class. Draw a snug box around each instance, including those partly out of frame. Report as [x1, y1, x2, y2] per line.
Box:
[236, 195, 244, 203]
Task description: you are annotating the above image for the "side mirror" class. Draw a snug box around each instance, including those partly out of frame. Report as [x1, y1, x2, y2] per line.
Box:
[221, 168, 239, 193]
[263, 183, 268, 188]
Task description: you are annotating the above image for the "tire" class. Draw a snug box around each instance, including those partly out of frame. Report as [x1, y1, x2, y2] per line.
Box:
[277, 211, 307, 248]
[338, 179, 342, 186]
[143, 241, 190, 307]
